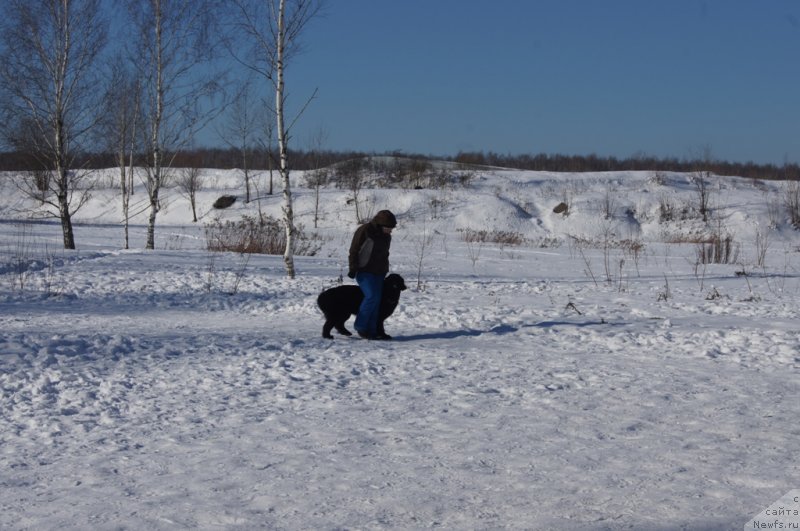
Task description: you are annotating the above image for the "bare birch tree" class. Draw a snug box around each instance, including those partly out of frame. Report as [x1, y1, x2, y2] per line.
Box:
[217, 81, 264, 203]
[124, 0, 224, 249]
[100, 60, 141, 249]
[338, 157, 367, 223]
[691, 145, 715, 224]
[692, 170, 712, 223]
[306, 126, 329, 228]
[0, 0, 108, 249]
[176, 166, 203, 222]
[228, 0, 323, 278]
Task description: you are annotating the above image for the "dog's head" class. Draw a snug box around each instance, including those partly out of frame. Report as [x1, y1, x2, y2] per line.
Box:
[385, 273, 407, 292]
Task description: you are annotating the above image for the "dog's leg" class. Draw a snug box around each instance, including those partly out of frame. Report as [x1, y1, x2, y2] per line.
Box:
[322, 320, 335, 339]
[335, 321, 352, 336]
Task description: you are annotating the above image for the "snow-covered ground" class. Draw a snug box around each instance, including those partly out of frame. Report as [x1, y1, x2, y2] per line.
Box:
[0, 166, 798, 530]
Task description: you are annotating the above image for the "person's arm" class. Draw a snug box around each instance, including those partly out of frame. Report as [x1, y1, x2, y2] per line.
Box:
[348, 225, 366, 277]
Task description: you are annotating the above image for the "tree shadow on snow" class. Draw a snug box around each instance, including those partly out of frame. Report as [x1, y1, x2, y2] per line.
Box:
[528, 319, 625, 328]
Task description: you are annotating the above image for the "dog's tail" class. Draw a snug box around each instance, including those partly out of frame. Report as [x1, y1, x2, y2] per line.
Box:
[316, 289, 331, 313]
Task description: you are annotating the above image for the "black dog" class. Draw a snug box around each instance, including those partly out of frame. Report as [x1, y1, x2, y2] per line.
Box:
[317, 273, 407, 339]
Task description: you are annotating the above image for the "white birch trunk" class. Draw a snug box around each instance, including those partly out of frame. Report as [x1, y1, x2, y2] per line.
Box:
[145, 0, 164, 250]
[54, 0, 76, 249]
[276, 0, 296, 279]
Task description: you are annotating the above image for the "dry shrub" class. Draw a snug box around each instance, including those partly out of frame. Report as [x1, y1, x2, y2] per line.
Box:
[205, 215, 320, 256]
[658, 195, 693, 223]
[459, 228, 526, 245]
[534, 236, 561, 248]
[785, 181, 800, 228]
[619, 238, 645, 259]
[663, 231, 715, 244]
[696, 234, 738, 264]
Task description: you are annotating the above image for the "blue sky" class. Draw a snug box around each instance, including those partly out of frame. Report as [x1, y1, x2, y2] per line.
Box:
[255, 1, 800, 165]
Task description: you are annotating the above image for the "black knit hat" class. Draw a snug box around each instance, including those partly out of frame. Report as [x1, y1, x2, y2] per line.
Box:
[373, 210, 397, 228]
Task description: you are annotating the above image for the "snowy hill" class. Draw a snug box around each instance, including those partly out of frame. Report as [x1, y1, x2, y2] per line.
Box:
[0, 166, 798, 529]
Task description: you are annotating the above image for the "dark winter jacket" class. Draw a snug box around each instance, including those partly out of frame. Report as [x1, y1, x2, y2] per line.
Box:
[348, 210, 397, 276]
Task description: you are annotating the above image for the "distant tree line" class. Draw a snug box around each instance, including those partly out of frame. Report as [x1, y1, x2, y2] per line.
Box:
[1, 148, 798, 181]
[450, 151, 800, 181]
[0, 148, 353, 172]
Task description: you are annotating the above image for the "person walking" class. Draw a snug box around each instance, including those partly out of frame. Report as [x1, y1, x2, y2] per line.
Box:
[347, 210, 397, 339]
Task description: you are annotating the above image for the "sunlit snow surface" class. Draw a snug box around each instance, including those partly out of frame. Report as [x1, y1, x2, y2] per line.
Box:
[1, 168, 797, 529]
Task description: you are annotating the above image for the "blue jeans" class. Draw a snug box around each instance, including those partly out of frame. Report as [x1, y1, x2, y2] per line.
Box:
[354, 272, 384, 336]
